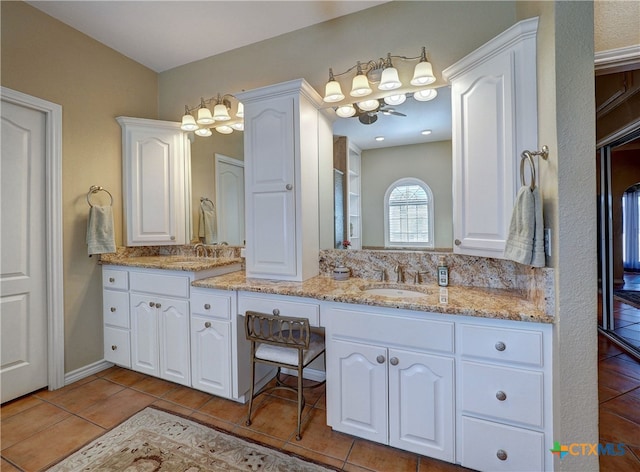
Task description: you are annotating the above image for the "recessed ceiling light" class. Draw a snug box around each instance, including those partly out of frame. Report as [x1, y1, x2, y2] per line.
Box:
[421, 129, 432, 136]
[375, 136, 385, 141]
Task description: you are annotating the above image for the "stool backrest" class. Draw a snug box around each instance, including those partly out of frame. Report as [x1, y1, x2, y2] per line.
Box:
[245, 311, 311, 349]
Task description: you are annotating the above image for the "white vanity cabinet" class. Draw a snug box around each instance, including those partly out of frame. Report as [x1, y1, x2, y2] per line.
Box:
[456, 319, 553, 472]
[129, 271, 191, 386]
[324, 304, 455, 462]
[102, 267, 131, 367]
[443, 18, 538, 259]
[237, 79, 331, 281]
[189, 288, 234, 398]
[117, 116, 191, 246]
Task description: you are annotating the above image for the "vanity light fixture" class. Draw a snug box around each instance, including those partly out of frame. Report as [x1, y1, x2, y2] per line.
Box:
[324, 47, 438, 123]
[180, 93, 244, 137]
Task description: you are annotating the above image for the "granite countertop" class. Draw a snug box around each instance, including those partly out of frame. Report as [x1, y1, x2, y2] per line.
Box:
[193, 271, 554, 324]
[100, 254, 243, 272]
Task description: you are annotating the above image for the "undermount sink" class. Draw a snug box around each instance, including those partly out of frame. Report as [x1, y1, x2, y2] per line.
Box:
[361, 284, 428, 298]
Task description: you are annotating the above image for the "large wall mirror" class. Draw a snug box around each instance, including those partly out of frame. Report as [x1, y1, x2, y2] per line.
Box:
[331, 86, 453, 250]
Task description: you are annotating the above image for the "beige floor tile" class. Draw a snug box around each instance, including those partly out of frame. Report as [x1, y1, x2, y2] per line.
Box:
[0, 394, 45, 419]
[1, 458, 21, 471]
[197, 395, 248, 424]
[151, 399, 195, 417]
[244, 395, 313, 441]
[290, 407, 354, 461]
[346, 439, 418, 472]
[190, 411, 238, 433]
[283, 442, 346, 470]
[1, 402, 70, 450]
[232, 424, 288, 450]
[32, 375, 99, 400]
[78, 388, 156, 428]
[130, 375, 180, 397]
[99, 366, 146, 386]
[162, 384, 212, 409]
[46, 378, 125, 413]
[419, 455, 471, 471]
[2, 415, 104, 471]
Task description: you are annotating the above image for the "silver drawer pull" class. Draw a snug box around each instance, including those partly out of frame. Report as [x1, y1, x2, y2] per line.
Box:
[204, 304, 211, 310]
[376, 355, 385, 364]
[454, 239, 461, 246]
[390, 357, 399, 366]
[496, 391, 507, 401]
[272, 308, 280, 316]
[156, 303, 161, 309]
[111, 345, 117, 351]
[496, 449, 508, 461]
[286, 184, 293, 190]
[149, 302, 155, 307]
[495, 341, 506, 351]
[205, 321, 212, 328]
[109, 277, 115, 283]
[110, 307, 116, 312]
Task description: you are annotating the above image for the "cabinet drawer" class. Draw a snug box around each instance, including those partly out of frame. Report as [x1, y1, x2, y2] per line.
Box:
[326, 307, 454, 354]
[459, 323, 543, 367]
[461, 416, 544, 472]
[461, 361, 543, 428]
[103, 290, 130, 328]
[104, 326, 131, 368]
[191, 290, 232, 320]
[103, 268, 129, 290]
[130, 271, 190, 298]
[238, 293, 319, 326]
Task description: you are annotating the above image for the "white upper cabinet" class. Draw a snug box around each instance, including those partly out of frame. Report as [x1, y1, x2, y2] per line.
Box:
[238, 79, 331, 281]
[117, 116, 191, 246]
[443, 18, 539, 258]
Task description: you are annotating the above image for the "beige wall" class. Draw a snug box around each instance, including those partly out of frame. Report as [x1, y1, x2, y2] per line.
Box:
[595, 0, 640, 52]
[361, 141, 453, 249]
[1, 1, 158, 372]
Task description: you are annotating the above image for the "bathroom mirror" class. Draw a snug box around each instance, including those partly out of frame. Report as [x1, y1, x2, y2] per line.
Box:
[330, 86, 453, 250]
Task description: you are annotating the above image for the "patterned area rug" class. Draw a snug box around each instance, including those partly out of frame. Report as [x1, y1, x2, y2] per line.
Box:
[614, 290, 640, 309]
[46, 407, 336, 471]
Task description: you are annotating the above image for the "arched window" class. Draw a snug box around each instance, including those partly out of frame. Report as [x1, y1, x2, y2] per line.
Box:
[384, 178, 434, 248]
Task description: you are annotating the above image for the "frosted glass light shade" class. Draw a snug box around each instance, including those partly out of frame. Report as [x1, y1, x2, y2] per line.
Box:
[350, 74, 372, 97]
[195, 127, 212, 137]
[181, 114, 199, 131]
[413, 89, 438, 102]
[324, 80, 345, 103]
[378, 67, 401, 90]
[358, 99, 379, 111]
[411, 61, 436, 86]
[336, 104, 356, 118]
[213, 104, 231, 121]
[384, 94, 406, 106]
[215, 125, 233, 134]
[235, 102, 244, 118]
[197, 107, 215, 125]
[231, 121, 244, 131]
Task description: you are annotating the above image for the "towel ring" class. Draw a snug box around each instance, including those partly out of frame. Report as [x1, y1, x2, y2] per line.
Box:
[520, 152, 536, 191]
[87, 185, 113, 207]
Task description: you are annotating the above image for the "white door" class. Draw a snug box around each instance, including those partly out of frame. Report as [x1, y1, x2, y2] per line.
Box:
[190, 315, 231, 397]
[157, 296, 190, 386]
[130, 294, 159, 377]
[1, 99, 48, 402]
[215, 155, 245, 246]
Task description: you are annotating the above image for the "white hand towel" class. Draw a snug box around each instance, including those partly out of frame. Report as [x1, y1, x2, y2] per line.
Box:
[504, 186, 545, 267]
[86, 205, 116, 255]
[198, 200, 217, 244]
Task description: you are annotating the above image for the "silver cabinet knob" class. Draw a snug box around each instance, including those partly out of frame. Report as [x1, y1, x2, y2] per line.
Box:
[272, 308, 280, 316]
[109, 277, 115, 283]
[111, 345, 117, 351]
[205, 321, 212, 328]
[496, 391, 507, 401]
[376, 355, 385, 364]
[285, 184, 293, 190]
[204, 304, 211, 310]
[149, 302, 155, 307]
[496, 450, 508, 461]
[390, 357, 399, 366]
[156, 303, 161, 309]
[170, 236, 176, 241]
[110, 307, 116, 312]
[495, 341, 506, 351]
[454, 239, 461, 246]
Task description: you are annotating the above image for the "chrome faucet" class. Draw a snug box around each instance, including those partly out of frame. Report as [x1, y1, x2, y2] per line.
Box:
[394, 265, 403, 283]
[194, 243, 206, 258]
[376, 268, 386, 282]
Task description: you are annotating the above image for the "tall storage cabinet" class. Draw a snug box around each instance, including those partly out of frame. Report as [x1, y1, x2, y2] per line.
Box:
[442, 18, 539, 259]
[237, 79, 331, 281]
[117, 116, 191, 246]
[347, 143, 362, 250]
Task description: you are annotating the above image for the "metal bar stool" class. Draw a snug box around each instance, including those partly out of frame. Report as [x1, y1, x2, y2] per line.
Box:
[244, 310, 326, 440]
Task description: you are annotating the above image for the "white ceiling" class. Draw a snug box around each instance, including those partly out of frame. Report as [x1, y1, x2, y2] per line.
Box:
[27, 0, 451, 150]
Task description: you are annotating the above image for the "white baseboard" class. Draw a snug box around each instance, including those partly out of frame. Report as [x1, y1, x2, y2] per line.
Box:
[64, 360, 114, 386]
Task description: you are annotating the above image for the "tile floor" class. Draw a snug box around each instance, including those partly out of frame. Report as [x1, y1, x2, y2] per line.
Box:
[2, 334, 640, 471]
[611, 272, 640, 351]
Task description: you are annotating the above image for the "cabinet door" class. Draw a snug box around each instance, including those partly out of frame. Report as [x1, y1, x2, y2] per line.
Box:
[327, 339, 388, 444]
[130, 293, 159, 377]
[157, 296, 191, 386]
[119, 117, 187, 246]
[388, 349, 454, 461]
[191, 315, 231, 397]
[244, 96, 296, 277]
[104, 326, 130, 368]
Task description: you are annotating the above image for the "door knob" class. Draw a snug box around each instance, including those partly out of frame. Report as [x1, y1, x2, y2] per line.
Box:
[286, 184, 293, 190]
[272, 308, 280, 316]
[376, 355, 385, 364]
[111, 345, 117, 350]
[495, 341, 506, 351]
[390, 357, 399, 366]
[204, 304, 211, 310]
[110, 307, 116, 312]
[155, 303, 161, 309]
[205, 321, 211, 328]
[496, 450, 508, 461]
[496, 391, 507, 401]
[454, 239, 461, 246]
[149, 302, 155, 307]
[109, 277, 115, 283]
